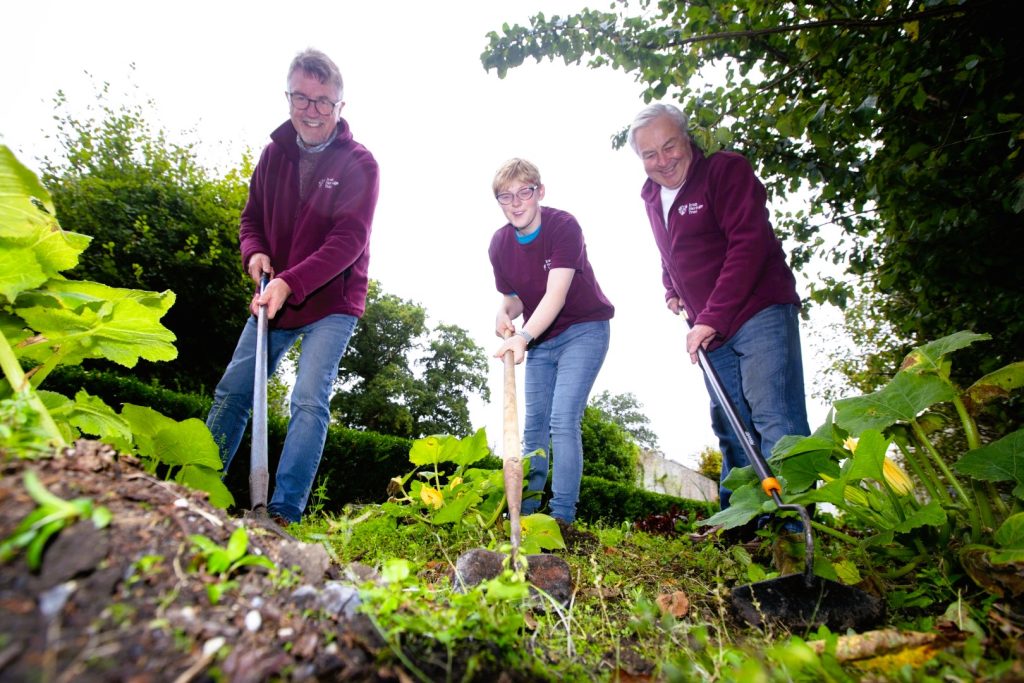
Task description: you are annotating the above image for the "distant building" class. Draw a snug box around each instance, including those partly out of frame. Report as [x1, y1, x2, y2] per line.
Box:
[637, 450, 718, 503]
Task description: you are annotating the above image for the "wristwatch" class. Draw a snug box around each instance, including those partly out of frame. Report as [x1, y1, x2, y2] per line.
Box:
[516, 330, 534, 344]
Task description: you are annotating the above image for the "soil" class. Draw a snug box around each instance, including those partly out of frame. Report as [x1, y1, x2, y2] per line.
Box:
[0, 441, 409, 683]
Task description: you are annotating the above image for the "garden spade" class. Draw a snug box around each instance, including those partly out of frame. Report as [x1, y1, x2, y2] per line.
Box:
[692, 336, 883, 632]
[244, 274, 293, 540]
[453, 334, 573, 605]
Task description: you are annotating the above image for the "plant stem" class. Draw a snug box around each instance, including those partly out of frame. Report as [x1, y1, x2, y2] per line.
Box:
[808, 519, 860, 545]
[952, 395, 981, 451]
[895, 440, 946, 505]
[0, 331, 66, 448]
[910, 418, 980, 531]
[952, 396, 1010, 519]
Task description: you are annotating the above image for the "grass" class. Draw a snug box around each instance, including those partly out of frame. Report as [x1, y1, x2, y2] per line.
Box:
[278, 504, 1022, 682]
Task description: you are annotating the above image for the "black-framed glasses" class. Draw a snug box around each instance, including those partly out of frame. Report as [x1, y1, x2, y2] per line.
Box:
[495, 185, 538, 205]
[286, 92, 340, 116]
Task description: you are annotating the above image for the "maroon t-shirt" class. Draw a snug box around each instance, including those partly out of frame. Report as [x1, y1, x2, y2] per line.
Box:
[488, 206, 614, 343]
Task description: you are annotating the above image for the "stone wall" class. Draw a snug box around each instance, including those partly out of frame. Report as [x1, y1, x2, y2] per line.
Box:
[637, 450, 719, 503]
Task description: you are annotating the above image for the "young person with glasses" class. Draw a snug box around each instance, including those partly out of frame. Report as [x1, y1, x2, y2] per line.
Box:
[205, 48, 379, 526]
[488, 159, 614, 529]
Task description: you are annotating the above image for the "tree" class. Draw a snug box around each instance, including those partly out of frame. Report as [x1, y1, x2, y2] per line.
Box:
[40, 82, 252, 393]
[588, 390, 660, 451]
[580, 406, 640, 484]
[331, 282, 490, 438]
[481, 0, 1024, 393]
[696, 446, 722, 481]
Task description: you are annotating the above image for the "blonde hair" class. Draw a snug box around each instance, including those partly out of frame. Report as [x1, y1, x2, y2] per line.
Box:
[492, 158, 542, 195]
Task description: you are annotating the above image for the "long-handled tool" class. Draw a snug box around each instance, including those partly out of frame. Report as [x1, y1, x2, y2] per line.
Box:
[453, 335, 573, 605]
[249, 273, 271, 516]
[693, 338, 883, 631]
[244, 274, 293, 539]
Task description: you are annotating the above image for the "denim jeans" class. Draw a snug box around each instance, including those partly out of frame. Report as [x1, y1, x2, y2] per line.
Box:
[702, 304, 810, 510]
[206, 313, 357, 523]
[520, 320, 610, 523]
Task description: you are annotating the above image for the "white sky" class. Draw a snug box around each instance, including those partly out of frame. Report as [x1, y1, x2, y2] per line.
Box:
[1, 1, 843, 468]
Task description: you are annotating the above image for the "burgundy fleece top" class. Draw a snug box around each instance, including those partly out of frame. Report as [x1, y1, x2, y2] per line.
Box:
[489, 206, 614, 343]
[239, 118, 379, 329]
[640, 142, 799, 348]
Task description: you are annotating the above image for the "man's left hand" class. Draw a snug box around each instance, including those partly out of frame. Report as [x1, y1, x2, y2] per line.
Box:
[686, 323, 717, 364]
[251, 278, 292, 319]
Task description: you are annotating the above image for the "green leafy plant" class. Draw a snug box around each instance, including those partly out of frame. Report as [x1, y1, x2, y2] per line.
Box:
[708, 331, 1023, 596]
[0, 145, 231, 506]
[384, 429, 564, 554]
[188, 526, 275, 604]
[0, 470, 112, 570]
[359, 558, 532, 682]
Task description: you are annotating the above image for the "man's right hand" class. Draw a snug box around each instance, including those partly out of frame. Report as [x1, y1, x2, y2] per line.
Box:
[247, 253, 273, 282]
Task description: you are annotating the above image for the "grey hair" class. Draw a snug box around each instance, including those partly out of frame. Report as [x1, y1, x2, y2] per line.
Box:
[287, 48, 344, 101]
[627, 103, 689, 154]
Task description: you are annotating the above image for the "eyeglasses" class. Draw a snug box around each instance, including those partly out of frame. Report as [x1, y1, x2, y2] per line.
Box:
[286, 92, 340, 116]
[495, 185, 538, 205]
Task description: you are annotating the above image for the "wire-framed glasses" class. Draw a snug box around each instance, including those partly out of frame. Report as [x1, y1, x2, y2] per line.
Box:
[495, 185, 538, 205]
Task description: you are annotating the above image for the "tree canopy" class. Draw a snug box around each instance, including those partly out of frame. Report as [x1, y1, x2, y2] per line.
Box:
[41, 85, 252, 393]
[482, 0, 1023, 391]
[331, 281, 490, 439]
[588, 390, 660, 451]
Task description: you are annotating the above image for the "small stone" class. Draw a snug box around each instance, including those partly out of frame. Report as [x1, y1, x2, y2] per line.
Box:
[39, 581, 77, 619]
[318, 582, 360, 618]
[244, 609, 262, 632]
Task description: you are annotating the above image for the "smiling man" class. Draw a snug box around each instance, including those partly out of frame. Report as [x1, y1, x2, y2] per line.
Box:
[628, 103, 809, 542]
[206, 48, 379, 526]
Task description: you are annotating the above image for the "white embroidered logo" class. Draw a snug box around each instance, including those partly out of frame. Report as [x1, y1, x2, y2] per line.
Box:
[543, 258, 552, 271]
[318, 178, 340, 190]
[678, 202, 704, 215]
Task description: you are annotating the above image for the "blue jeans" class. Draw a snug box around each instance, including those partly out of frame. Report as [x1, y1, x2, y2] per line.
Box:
[702, 304, 809, 511]
[520, 320, 610, 523]
[206, 313, 357, 523]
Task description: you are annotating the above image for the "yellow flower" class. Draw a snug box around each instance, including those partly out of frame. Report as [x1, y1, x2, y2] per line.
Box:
[882, 457, 914, 496]
[843, 485, 870, 507]
[843, 436, 859, 453]
[448, 476, 463, 490]
[420, 485, 444, 509]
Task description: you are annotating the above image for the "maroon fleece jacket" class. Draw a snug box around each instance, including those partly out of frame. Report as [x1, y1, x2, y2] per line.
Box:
[239, 118, 379, 329]
[640, 142, 799, 348]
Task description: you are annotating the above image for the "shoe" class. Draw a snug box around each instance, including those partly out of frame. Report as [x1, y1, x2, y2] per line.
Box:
[271, 514, 292, 528]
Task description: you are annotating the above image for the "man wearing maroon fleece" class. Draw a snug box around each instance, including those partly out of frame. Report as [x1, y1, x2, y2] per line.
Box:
[206, 48, 379, 525]
[628, 103, 809, 537]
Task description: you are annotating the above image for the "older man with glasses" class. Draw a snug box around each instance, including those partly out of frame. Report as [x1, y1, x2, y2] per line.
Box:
[205, 48, 379, 526]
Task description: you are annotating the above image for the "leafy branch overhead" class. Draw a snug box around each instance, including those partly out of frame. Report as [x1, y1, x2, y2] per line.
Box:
[481, 0, 1024, 388]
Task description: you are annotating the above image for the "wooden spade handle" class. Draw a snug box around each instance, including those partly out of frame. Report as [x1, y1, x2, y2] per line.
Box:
[501, 331, 523, 556]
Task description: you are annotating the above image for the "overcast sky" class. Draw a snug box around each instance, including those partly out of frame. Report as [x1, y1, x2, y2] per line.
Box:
[1, 1, 845, 468]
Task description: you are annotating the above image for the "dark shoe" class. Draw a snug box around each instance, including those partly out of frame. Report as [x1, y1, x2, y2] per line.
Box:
[555, 519, 599, 553]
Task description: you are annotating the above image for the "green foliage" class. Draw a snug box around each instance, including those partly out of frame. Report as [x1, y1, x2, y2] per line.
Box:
[710, 331, 1023, 597]
[481, 0, 1024, 400]
[359, 558, 539, 682]
[188, 527, 275, 604]
[695, 445, 722, 481]
[386, 430, 565, 554]
[576, 475, 714, 525]
[581, 405, 640, 485]
[589, 390, 660, 451]
[333, 281, 490, 438]
[0, 470, 111, 570]
[44, 366, 211, 421]
[39, 80, 252, 393]
[0, 144, 231, 507]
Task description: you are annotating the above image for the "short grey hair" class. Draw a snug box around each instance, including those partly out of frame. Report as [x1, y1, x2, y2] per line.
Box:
[287, 48, 344, 101]
[628, 103, 689, 154]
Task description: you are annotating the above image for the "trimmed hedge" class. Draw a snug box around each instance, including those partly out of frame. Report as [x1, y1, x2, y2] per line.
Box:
[43, 369, 715, 523]
[576, 475, 716, 526]
[46, 367, 211, 421]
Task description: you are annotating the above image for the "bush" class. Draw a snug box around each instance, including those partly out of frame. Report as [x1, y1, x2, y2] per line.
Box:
[576, 475, 715, 526]
[45, 367, 211, 421]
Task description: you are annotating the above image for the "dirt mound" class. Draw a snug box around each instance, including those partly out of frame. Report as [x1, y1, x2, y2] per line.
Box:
[0, 442, 399, 682]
